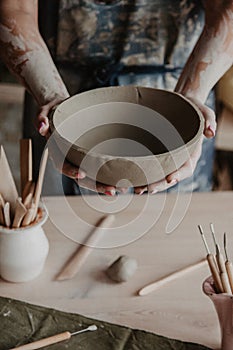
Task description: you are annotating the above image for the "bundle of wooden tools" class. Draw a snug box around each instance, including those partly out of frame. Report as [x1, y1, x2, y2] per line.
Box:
[0, 140, 48, 228]
[198, 224, 233, 294]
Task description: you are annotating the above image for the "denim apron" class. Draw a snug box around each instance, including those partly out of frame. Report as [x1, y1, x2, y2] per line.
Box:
[32, 0, 214, 194]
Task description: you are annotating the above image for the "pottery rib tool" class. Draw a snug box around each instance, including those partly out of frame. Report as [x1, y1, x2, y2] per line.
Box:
[198, 225, 223, 293]
[138, 258, 206, 296]
[56, 214, 115, 281]
[20, 139, 33, 196]
[0, 204, 5, 226]
[22, 181, 35, 203]
[223, 232, 233, 293]
[32, 148, 48, 221]
[21, 204, 36, 227]
[10, 324, 97, 350]
[12, 198, 27, 228]
[3, 202, 11, 228]
[210, 223, 231, 294]
[0, 193, 5, 207]
[0, 193, 5, 225]
[0, 146, 18, 214]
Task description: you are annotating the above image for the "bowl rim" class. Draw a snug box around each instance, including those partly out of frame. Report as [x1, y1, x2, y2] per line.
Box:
[49, 87, 204, 161]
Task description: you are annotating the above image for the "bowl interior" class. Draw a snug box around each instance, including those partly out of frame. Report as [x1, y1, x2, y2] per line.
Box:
[52, 88, 201, 158]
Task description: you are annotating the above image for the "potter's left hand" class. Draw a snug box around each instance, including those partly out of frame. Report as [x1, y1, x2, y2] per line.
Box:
[134, 98, 217, 195]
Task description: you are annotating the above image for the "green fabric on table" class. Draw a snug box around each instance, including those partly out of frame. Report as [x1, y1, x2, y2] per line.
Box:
[0, 297, 210, 350]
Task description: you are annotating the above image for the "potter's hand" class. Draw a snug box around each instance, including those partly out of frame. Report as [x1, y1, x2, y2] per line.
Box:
[134, 98, 216, 195]
[37, 101, 117, 194]
[36, 100, 86, 180]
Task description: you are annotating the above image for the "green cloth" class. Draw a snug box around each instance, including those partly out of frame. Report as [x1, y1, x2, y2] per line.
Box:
[0, 297, 210, 350]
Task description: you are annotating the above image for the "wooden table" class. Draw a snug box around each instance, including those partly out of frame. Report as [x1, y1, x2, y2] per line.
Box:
[1, 192, 233, 349]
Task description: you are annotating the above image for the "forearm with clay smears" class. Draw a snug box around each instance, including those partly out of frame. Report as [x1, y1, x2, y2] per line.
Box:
[175, 7, 233, 104]
[0, 22, 69, 107]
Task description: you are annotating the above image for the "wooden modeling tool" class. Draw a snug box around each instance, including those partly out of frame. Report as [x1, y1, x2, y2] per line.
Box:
[0, 146, 18, 214]
[138, 259, 206, 296]
[56, 214, 115, 281]
[0, 204, 5, 226]
[3, 202, 11, 228]
[198, 225, 223, 293]
[0, 193, 5, 225]
[22, 181, 35, 203]
[21, 204, 36, 227]
[32, 148, 48, 221]
[10, 324, 97, 350]
[12, 198, 27, 228]
[0, 193, 5, 207]
[20, 139, 33, 196]
[223, 232, 233, 293]
[210, 223, 231, 294]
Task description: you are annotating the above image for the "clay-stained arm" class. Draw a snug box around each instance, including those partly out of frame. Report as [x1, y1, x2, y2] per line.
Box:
[0, 0, 69, 107]
[175, 0, 233, 103]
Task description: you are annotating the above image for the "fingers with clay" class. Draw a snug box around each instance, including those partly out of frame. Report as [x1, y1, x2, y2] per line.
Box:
[77, 177, 116, 196]
[37, 98, 68, 137]
[134, 136, 203, 195]
[47, 137, 86, 180]
[184, 97, 216, 138]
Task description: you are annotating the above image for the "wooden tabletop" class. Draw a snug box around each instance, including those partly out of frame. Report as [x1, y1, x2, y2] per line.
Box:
[1, 191, 233, 349]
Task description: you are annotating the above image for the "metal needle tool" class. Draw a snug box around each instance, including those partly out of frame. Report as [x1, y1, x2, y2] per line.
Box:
[224, 232, 233, 293]
[10, 324, 97, 350]
[198, 225, 223, 293]
[210, 223, 231, 294]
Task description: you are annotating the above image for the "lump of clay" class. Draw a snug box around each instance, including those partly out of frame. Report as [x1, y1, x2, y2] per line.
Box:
[106, 255, 138, 283]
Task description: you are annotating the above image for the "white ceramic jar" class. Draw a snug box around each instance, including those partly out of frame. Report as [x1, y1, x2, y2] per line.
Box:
[0, 205, 49, 282]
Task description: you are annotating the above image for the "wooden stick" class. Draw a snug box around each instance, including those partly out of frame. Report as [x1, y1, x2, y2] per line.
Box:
[0, 146, 18, 214]
[224, 232, 233, 293]
[32, 148, 48, 221]
[0, 203, 5, 226]
[225, 261, 233, 293]
[138, 259, 206, 296]
[10, 325, 97, 350]
[23, 192, 33, 209]
[206, 254, 223, 293]
[21, 204, 36, 227]
[216, 244, 231, 293]
[198, 225, 223, 293]
[12, 198, 27, 228]
[22, 181, 35, 203]
[3, 202, 11, 228]
[0, 193, 5, 207]
[56, 215, 115, 281]
[20, 139, 33, 196]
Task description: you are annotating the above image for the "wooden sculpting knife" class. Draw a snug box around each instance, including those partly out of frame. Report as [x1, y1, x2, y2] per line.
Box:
[20, 139, 33, 196]
[0, 146, 18, 214]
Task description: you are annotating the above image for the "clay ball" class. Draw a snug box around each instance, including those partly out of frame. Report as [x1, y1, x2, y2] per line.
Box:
[106, 255, 138, 283]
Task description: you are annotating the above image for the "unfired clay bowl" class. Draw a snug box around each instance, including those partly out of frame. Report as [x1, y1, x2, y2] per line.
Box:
[49, 86, 204, 187]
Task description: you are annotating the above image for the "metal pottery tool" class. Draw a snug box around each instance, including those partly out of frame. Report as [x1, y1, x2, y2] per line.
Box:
[10, 324, 97, 350]
[210, 223, 231, 294]
[138, 258, 206, 296]
[56, 214, 115, 281]
[223, 232, 233, 293]
[198, 225, 223, 293]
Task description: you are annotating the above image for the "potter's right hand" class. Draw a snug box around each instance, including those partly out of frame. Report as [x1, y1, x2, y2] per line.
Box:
[37, 101, 117, 195]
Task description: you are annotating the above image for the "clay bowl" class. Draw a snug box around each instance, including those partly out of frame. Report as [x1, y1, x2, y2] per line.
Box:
[49, 86, 204, 187]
